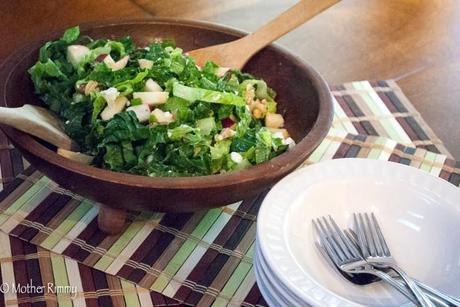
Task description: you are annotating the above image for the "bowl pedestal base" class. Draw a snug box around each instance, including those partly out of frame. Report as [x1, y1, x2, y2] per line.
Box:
[97, 204, 127, 235]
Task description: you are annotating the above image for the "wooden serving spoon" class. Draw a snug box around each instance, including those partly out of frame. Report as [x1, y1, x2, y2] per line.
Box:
[188, 0, 341, 69]
[0, 105, 121, 232]
[0, 104, 93, 163]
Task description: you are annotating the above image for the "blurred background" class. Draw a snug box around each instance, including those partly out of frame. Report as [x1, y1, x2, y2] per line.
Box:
[2, 0, 459, 157]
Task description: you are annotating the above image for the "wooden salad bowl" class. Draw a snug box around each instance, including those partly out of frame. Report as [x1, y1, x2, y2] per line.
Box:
[0, 19, 333, 234]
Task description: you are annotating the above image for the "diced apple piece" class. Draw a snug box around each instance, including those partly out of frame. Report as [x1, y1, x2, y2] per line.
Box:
[151, 108, 174, 125]
[133, 92, 169, 106]
[57, 148, 93, 164]
[101, 96, 128, 120]
[214, 128, 236, 142]
[67, 45, 90, 68]
[100, 87, 119, 105]
[103, 54, 115, 65]
[268, 128, 289, 139]
[110, 55, 129, 71]
[126, 104, 151, 123]
[265, 113, 284, 129]
[138, 59, 154, 69]
[283, 137, 296, 149]
[103, 54, 129, 71]
[230, 152, 243, 164]
[216, 67, 230, 77]
[144, 78, 163, 92]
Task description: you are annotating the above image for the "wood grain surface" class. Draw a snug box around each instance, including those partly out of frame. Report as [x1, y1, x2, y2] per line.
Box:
[1, 0, 459, 158]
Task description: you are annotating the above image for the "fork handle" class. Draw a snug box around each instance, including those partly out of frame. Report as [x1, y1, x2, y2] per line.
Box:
[374, 270, 451, 307]
[372, 270, 418, 304]
[411, 279, 460, 307]
[390, 265, 436, 307]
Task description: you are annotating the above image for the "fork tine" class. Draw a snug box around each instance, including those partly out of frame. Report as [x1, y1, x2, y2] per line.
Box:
[314, 241, 341, 270]
[365, 213, 384, 256]
[342, 228, 363, 258]
[316, 217, 347, 262]
[344, 229, 359, 249]
[353, 213, 370, 258]
[314, 241, 357, 281]
[370, 213, 391, 256]
[360, 213, 377, 256]
[312, 219, 343, 263]
[322, 216, 351, 259]
[344, 228, 371, 260]
[346, 228, 358, 243]
[327, 216, 360, 259]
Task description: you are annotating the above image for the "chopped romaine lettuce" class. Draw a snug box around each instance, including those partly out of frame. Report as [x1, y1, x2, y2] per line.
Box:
[27, 26, 291, 177]
[196, 117, 216, 135]
[173, 83, 245, 106]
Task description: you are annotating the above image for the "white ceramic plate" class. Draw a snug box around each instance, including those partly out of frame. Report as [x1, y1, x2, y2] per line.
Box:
[253, 251, 284, 307]
[257, 158, 460, 307]
[254, 241, 304, 306]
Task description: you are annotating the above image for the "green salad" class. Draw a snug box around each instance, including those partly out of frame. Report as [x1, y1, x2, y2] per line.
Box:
[28, 26, 294, 177]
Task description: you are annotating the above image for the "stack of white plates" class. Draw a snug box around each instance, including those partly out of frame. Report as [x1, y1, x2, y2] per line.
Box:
[255, 159, 460, 307]
[254, 237, 311, 306]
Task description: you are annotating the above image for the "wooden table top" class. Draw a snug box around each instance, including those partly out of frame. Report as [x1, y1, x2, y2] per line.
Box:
[2, 0, 459, 158]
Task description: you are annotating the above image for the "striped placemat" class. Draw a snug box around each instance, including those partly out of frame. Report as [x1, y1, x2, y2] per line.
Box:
[0, 233, 179, 306]
[0, 81, 457, 306]
[0, 129, 460, 306]
[330, 80, 451, 157]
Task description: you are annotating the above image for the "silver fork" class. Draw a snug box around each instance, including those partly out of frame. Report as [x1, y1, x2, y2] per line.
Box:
[354, 213, 435, 307]
[353, 213, 460, 307]
[314, 216, 455, 306]
[313, 216, 420, 304]
[345, 228, 457, 307]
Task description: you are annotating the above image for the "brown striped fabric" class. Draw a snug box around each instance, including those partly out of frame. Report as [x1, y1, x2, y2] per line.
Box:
[0, 235, 183, 306]
[0, 80, 458, 307]
[2, 131, 458, 306]
[330, 80, 452, 156]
